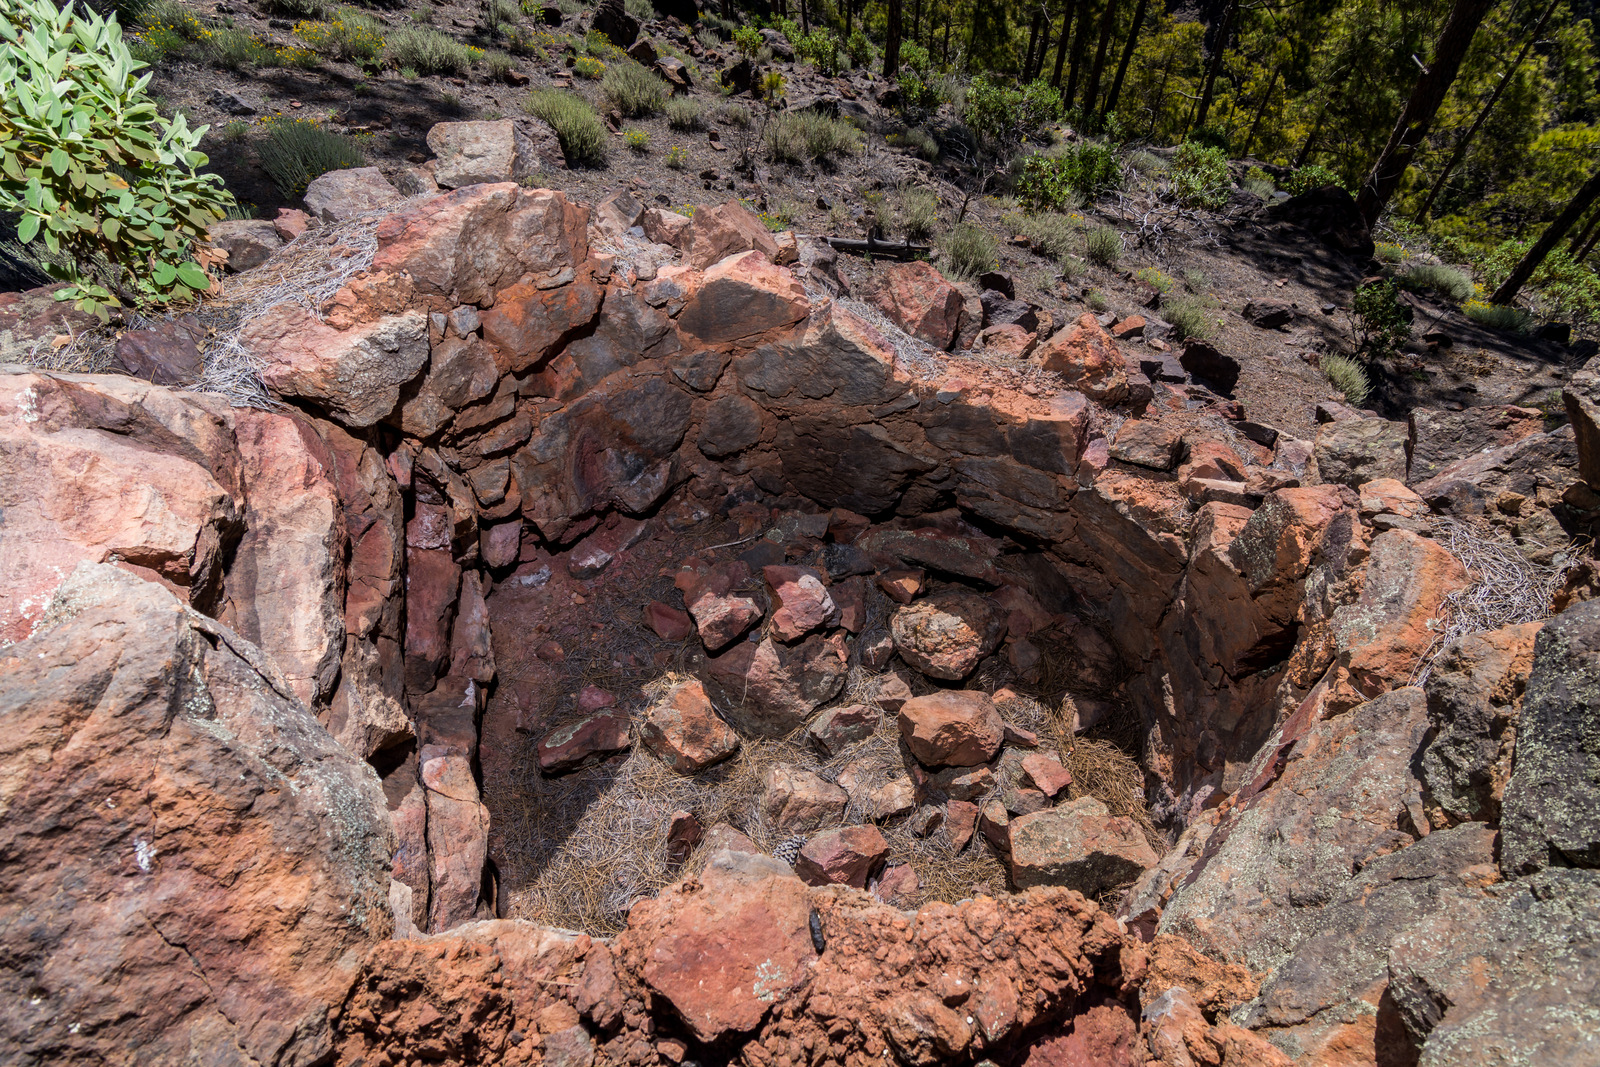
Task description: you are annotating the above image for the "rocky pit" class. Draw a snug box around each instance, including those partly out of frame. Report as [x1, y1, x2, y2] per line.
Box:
[2, 178, 1597, 1067]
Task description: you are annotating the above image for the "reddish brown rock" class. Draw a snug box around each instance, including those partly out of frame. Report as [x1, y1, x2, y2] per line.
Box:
[806, 703, 881, 757]
[1021, 1001, 1142, 1067]
[1109, 418, 1182, 471]
[0, 565, 392, 1065]
[1008, 798, 1158, 895]
[947, 799, 980, 849]
[871, 777, 919, 820]
[479, 275, 604, 374]
[703, 822, 761, 855]
[666, 810, 702, 864]
[702, 633, 849, 737]
[640, 679, 740, 772]
[619, 850, 815, 1042]
[864, 260, 966, 349]
[247, 306, 430, 427]
[977, 323, 1039, 359]
[891, 591, 1007, 680]
[677, 250, 810, 346]
[762, 764, 850, 834]
[763, 564, 837, 641]
[833, 574, 868, 632]
[537, 711, 632, 773]
[1020, 753, 1073, 798]
[871, 671, 914, 712]
[878, 567, 926, 603]
[1142, 934, 1259, 1014]
[646, 599, 695, 640]
[677, 560, 762, 651]
[873, 864, 921, 907]
[898, 690, 1005, 767]
[1037, 314, 1129, 403]
[684, 199, 781, 270]
[795, 825, 891, 887]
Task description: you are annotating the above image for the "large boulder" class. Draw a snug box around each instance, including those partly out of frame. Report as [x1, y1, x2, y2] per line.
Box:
[677, 250, 810, 346]
[684, 199, 780, 270]
[248, 307, 431, 428]
[1037, 314, 1128, 403]
[1501, 598, 1600, 874]
[1007, 798, 1157, 895]
[702, 634, 849, 737]
[761, 763, 849, 834]
[863, 260, 966, 349]
[0, 564, 392, 1064]
[1312, 417, 1409, 488]
[890, 590, 1006, 680]
[425, 119, 565, 189]
[897, 690, 1005, 768]
[641, 678, 740, 772]
[302, 166, 400, 223]
[1408, 405, 1545, 486]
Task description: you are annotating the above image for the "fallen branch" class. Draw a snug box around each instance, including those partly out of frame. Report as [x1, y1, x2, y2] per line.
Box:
[825, 236, 931, 260]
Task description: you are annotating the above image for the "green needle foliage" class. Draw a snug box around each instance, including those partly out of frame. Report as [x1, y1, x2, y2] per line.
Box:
[0, 0, 234, 318]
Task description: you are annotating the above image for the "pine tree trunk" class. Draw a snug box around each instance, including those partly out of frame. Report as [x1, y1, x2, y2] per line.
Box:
[1570, 205, 1600, 257]
[1023, 9, 1043, 82]
[884, 0, 903, 77]
[1355, 0, 1499, 229]
[1415, 0, 1558, 223]
[1192, 0, 1237, 133]
[1051, 1, 1075, 86]
[1064, 0, 1095, 110]
[1491, 169, 1600, 305]
[1032, 6, 1052, 81]
[1082, 0, 1119, 117]
[1294, 101, 1327, 167]
[800, 0, 809, 35]
[1240, 63, 1280, 158]
[1102, 0, 1148, 119]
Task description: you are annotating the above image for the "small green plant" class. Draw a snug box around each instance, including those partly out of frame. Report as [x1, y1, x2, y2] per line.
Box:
[1084, 224, 1121, 266]
[479, 0, 519, 35]
[295, 7, 384, 69]
[411, 4, 434, 22]
[886, 126, 938, 160]
[765, 110, 861, 164]
[845, 28, 874, 68]
[264, 0, 327, 18]
[715, 101, 752, 128]
[386, 25, 479, 74]
[524, 88, 608, 166]
[222, 119, 251, 142]
[623, 0, 652, 19]
[666, 96, 702, 130]
[794, 27, 841, 75]
[896, 188, 938, 241]
[1004, 210, 1080, 260]
[1375, 241, 1405, 263]
[1462, 299, 1533, 333]
[732, 23, 760, 58]
[1, 0, 234, 317]
[1400, 263, 1473, 302]
[1286, 162, 1344, 195]
[1352, 279, 1411, 356]
[1086, 289, 1107, 312]
[1182, 267, 1207, 292]
[256, 116, 367, 199]
[665, 144, 688, 169]
[602, 59, 667, 116]
[484, 50, 517, 80]
[1163, 295, 1216, 341]
[1018, 142, 1120, 209]
[1133, 267, 1174, 294]
[573, 54, 604, 78]
[1127, 149, 1167, 176]
[1170, 140, 1229, 209]
[1321, 353, 1371, 406]
[940, 223, 996, 280]
[962, 75, 1062, 154]
[623, 127, 649, 153]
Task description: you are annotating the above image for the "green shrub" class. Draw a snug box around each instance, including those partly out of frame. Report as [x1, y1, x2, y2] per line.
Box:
[1321, 354, 1371, 406]
[1240, 176, 1274, 201]
[295, 7, 385, 69]
[257, 116, 366, 199]
[1163, 296, 1215, 341]
[1017, 143, 1120, 209]
[1004, 210, 1079, 260]
[732, 23, 760, 57]
[940, 223, 996, 280]
[665, 96, 702, 130]
[1462, 299, 1533, 333]
[1086, 288, 1107, 312]
[1400, 263, 1473, 302]
[1170, 140, 1229, 209]
[3, 0, 234, 317]
[623, 0, 652, 20]
[845, 27, 873, 68]
[1286, 162, 1344, 195]
[1182, 268, 1207, 292]
[524, 88, 607, 166]
[665, 144, 688, 169]
[765, 110, 861, 164]
[1353, 279, 1411, 356]
[1374, 241, 1405, 263]
[896, 188, 938, 241]
[480, 0, 519, 34]
[265, 0, 327, 18]
[715, 101, 752, 128]
[1084, 224, 1121, 266]
[602, 59, 667, 116]
[412, 4, 435, 21]
[623, 127, 649, 153]
[794, 27, 841, 75]
[1127, 149, 1167, 176]
[962, 75, 1061, 151]
[1134, 267, 1174, 293]
[572, 55, 602, 77]
[1479, 241, 1600, 325]
[386, 25, 479, 74]
[222, 118, 251, 142]
[887, 126, 938, 160]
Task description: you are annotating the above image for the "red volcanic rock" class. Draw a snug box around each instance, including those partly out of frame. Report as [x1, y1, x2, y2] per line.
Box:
[641, 679, 740, 772]
[761, 763, 850, 834]
[1022, 1001, 1143, 1066]
[685, 199, 781, 270]
[677, 560, 762, 651]
[646, 599, 695, 641]
[666, 810, 702, 864]
[701, 633, 849, 737]
[832, 575, 868, 632]
[1037, 314, 1129, 403]
[1007, 798, 1158, 895]
[873, 864, 921, 907]
[677, 250, 810, 346]
[479, 274, 604, 374]
[864, 260, 966, 349]
[898, 690, 1005, 767]
[537, 711, 631, 774]
[976, 323, 1039, 359]
[619, 850, 816, 1042]
[795, 825, 891, 888]
[871, 671, 914, 712]
[878, 567, 926, 603]
[890, 590, 1007, 680]
[947, 799, 980, 850]
[577, 684, 617, 712]
[1020, 753, 1074, 798]
[0, 565, 391, 1065]
[764, 564, 837, 641]
[247, 306, 430, 427]
[806, 703, 881, 757]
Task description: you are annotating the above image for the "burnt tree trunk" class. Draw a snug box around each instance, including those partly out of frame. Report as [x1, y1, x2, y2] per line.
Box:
[1491, 169, 1600, 305]
[1355, 0, 1500, 229]
[884, 0, 903, 76]
[1064, 0, 1095, 110]
[1051, 0, 1076, 86]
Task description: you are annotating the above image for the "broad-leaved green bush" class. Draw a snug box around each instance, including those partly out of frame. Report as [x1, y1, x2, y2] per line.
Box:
[0, 0, 233, 318]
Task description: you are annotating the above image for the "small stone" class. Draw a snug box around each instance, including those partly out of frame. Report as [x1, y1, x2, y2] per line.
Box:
[646, 600, 695, 641]
[761, 764, 850, 835]
[908, 804, 945, 838]
[1003, 723, 1040, 748]
[577, 685, 617, 712]
[641, 679, 740, 772]
[860, 631, 894, 669]
[806, 703, 880, 757]
[794, 826, 890, 888]
[538, 712, 631, 774]
[1020, 753, 1073, 797]
[666, 810, 702, 864]
[1110, 419, 1183, 471]
[891, 591, 1006, 681]
[926, 765, 996, 800]
[873, 863, 920, 907]
[870, 671, 914, 712]
[870, 777, 918, 821]
[877, 567, 925, 604]
[763, 564, 836, 641]
[898, 690, 1005, 767]
[946, 800, 979, 850]
[1007, 797, 1158, 895]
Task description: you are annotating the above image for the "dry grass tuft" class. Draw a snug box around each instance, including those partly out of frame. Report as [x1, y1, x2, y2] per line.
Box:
[1065, 736, 1161, 852]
